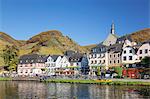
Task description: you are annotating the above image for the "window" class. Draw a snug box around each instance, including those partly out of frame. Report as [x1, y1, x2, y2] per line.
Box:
[140, 57, 142, 60]
[114, 55, 115, 58]
[95, 54, 97, 58]
[124, 50, 126, 54]
[99, 54, 101, 58]
[129, 56, 132, 60]
[114, 60, 116, 64]
[110, 55, 111, 58]
[145, 49, 148, 54]
[91, 61, 93, 64]
[76, 63, 79, 65]
[123, 56, 126, 61]
[129, 50, 132, 53]
[110, 61, 111, 64]
[95, 60, 97, 64]
[99, 60, 101, 63]
[118, 54, 120, 57]
[103, 60, 105, 63]
[20, 60, 22, 63]
[140, 50, 142, 54]
[118, 60, 119, 63]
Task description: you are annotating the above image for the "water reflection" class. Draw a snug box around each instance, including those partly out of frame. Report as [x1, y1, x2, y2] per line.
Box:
[0, 81, 149, 99]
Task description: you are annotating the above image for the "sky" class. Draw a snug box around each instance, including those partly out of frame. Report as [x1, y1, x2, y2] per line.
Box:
[0, 0, 149, 45]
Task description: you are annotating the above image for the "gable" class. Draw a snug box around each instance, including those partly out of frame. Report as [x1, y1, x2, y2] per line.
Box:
[60, 56, 70, 63]
[46, 56, 54, 62]
[103, 33, 118, 46]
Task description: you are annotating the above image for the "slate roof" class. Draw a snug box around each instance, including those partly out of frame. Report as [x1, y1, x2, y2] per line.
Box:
[51, 55, 61, 62]
[19, 54, 47, 64]
[116, 35, 132, 43]
[107, 43, 123, 53]
[68, 53, 84, 62]
[91, 43, 108, 54]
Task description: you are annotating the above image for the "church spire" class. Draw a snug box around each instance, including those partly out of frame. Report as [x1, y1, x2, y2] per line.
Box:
[110, 22, 115, 34]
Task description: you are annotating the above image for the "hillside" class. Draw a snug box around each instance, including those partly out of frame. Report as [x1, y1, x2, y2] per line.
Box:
[83, 44, 97, 51]
[19, 30, 88, 55]
[0, 32, 21, 46]
[0, 28, 149, 66]
[129, 28, 150, 42]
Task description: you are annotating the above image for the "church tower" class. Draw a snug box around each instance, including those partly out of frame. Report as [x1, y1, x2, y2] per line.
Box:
[110, 22, 115, 34]
[102, 22, 118, 46]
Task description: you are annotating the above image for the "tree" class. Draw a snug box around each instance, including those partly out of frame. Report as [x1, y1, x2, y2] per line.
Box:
[1, 45, 19, 71]
[141, 56, 150, 68]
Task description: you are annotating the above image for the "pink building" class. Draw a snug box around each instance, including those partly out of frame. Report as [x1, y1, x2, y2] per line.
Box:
[17, 54, 47, 76]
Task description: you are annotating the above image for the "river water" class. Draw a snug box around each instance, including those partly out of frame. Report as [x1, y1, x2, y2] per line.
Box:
[0, 81, 149, 99]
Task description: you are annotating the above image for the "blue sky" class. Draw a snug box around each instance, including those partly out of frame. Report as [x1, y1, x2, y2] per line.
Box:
[0, 0, 149, 45]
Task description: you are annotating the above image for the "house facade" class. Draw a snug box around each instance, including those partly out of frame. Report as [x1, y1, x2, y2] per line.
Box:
[89, 44, 108, 76]
[137, 41, 150, 60]
[17, 54, 46, 76]
[68, 53, 89, 75]
[122, 46, 138, 68]
[45, 55, 62, 76]
[55, 55, 71, 75]
[107, 43, 123, 67]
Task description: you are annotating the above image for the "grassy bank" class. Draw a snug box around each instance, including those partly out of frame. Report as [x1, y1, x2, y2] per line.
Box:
[44, 79, 150, 86]
[0, 77, 12, 81]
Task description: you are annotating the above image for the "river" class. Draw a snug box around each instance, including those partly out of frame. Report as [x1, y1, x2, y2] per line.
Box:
[0, 81, 149, 99]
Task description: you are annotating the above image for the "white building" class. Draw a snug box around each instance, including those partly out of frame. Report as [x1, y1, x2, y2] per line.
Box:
[137, 41, 150, 60]
[59, 56, 70, 68]
[45, 55, 62, 76]
[122, 46, 139, 68]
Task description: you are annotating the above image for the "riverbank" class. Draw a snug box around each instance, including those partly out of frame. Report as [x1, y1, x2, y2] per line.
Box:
[44, 79, 150, 86]
[0, 77, 150, 85]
